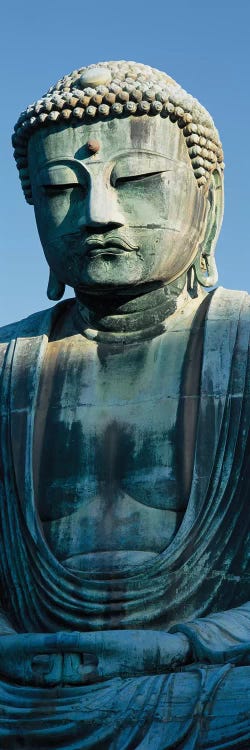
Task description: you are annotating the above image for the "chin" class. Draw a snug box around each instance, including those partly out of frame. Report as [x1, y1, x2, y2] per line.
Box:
[75, 256, 144, 290]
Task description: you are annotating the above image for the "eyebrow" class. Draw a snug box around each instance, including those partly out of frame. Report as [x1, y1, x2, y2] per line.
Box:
[37, 157, 88, 170]
[36, 149, 183, 170]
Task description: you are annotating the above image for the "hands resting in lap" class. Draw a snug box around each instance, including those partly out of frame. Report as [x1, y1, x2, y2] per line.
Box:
[0, 630, 191, 687]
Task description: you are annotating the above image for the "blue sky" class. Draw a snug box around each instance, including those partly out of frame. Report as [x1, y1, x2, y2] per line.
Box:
[1, 0, 249, 325]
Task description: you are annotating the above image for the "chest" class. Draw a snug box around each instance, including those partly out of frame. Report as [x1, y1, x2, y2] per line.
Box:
[34, 328, 196, 521]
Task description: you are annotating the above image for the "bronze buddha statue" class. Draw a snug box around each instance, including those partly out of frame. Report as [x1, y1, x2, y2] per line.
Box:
[0, 60, 249, 749]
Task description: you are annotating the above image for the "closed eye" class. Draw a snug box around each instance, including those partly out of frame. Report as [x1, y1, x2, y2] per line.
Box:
[114, 171, 166, 187]
[42, 183, 84, 195]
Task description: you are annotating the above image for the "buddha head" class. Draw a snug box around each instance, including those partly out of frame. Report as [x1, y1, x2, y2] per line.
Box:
[12, 61, 224, 301]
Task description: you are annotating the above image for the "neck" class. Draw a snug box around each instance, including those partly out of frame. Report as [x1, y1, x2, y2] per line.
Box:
[75, 277, 197, 344]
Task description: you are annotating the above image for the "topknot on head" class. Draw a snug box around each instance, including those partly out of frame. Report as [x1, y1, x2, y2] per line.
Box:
[12, 60, 224, 204]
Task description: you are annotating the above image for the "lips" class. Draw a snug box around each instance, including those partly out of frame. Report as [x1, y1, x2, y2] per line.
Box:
[87, 247, 125, 257]
[85, 234, 139, 255]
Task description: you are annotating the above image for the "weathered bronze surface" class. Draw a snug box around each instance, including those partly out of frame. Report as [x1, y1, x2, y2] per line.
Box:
[0, 60, 249, 748]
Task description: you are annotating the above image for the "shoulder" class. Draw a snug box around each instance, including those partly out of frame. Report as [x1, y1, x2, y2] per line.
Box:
[0, 308, 51, 345]
[209, 286, 249, 310]
[204, 287, 250, 398]
[0, 299, 74, 345]
[207, 287, 250, 330]
[0, 300, 74, 377]
[205, 286, 250, 354]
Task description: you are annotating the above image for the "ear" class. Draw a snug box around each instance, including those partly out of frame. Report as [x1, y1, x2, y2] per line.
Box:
[47, 269, 65, 301]
[194, 168, 224, 287]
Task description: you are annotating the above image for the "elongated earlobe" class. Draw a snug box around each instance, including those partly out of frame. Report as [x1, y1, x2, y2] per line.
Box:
[47, 270, 65, 301]
[192, 168, 224, 289]
[193, 253, 218, 287]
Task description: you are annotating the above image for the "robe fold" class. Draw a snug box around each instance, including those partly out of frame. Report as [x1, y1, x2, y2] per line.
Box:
[0, 287, 249, 748]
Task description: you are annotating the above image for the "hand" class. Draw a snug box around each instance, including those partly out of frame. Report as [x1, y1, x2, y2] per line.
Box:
[0, 632, 98, 687]
[85, 630, 192, 680]
[0, 630, 191, 687]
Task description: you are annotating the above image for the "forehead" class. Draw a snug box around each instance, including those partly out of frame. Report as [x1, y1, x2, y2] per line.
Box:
[28, 116, 191, 168]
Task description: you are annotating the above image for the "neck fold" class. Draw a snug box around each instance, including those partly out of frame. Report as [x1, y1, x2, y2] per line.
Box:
[75, 280, 193, 344]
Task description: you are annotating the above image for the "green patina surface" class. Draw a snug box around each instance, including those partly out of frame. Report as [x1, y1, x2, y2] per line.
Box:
[0, 61, 249, 749]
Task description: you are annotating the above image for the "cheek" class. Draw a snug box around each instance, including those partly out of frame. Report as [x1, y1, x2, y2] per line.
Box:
[40, 236, 67, 268]
[34, 191, 81, 244]
[115, 171, 195, 229]
[152, 195, 207, 280]
[40, 236, 78, 286]
[116, 179, 169, 226]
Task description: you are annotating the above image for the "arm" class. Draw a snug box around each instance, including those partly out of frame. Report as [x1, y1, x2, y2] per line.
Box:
[171, 602, 250, 665]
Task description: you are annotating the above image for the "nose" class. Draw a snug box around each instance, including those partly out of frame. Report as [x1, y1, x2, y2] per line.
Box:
[78, 172, 125, 231]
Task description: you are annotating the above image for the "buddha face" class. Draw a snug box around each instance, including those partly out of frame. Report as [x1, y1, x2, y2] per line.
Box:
[28, 116, 209, 294]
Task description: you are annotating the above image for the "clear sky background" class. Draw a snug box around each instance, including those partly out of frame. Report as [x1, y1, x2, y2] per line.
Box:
[1, 0, 249, 326]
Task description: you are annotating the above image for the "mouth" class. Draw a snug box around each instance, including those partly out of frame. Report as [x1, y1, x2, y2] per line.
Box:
[85, 234, 139, 256]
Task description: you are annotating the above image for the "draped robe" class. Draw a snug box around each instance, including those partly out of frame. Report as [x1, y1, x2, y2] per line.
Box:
[0, 287, 249, 749]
